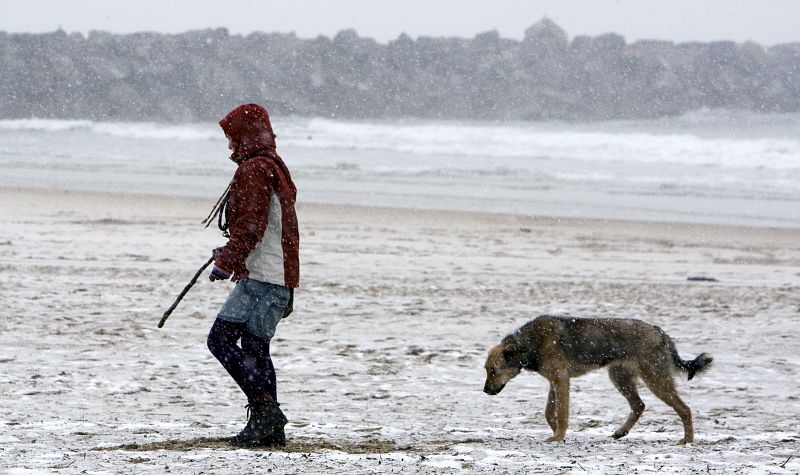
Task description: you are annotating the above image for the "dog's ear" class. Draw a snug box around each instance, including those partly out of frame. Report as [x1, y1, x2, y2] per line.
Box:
[502, 343, 534, 369]
[501, 344, 522, 365]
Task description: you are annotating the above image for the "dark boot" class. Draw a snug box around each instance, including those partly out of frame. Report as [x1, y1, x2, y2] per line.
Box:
[229, 403, 258, 446]
[262, 422, 287, 447]
[248, 402, 287, 447]
[259, 402, 288, 447]
[229, 401, 287, 447]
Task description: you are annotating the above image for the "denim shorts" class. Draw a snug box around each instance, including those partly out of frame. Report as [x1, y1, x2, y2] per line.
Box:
[217, 278, 291, 340]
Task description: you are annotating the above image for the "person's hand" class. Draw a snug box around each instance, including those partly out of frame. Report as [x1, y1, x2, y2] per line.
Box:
[209, 265, 232, 282]
[212, 246, 224, 258]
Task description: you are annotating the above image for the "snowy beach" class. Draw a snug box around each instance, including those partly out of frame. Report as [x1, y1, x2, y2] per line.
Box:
[1, 187, 798, 474]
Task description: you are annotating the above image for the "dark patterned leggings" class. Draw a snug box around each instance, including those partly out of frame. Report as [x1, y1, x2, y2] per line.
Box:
[207, 317, 277, 403]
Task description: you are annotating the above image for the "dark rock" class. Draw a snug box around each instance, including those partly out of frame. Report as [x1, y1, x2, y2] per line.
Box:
[687, 276, 719, 282]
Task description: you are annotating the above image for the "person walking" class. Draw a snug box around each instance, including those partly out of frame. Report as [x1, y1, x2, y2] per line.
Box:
[204, 103, 299, 447]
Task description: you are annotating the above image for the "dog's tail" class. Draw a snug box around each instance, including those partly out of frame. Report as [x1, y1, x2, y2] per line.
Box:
[674, 352, 713, 380]
[660, 328, 713, 380]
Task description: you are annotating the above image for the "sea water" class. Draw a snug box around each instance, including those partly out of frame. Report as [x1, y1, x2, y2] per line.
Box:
[1, 110, 798, 228]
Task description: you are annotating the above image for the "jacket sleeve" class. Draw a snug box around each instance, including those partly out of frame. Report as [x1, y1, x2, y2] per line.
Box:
[214, 160, 272, 278]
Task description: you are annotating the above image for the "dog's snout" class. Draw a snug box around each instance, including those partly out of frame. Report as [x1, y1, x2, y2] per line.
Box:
[483, 384, 500, 395]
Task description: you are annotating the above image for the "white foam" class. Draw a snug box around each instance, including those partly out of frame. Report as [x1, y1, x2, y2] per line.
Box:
[0, 118, 94, 132]
[279, 117, 800, 171]
[0, 118, 218, 141]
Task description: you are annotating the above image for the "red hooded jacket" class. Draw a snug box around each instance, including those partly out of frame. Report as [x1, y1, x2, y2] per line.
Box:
[214, 104, 299, 288]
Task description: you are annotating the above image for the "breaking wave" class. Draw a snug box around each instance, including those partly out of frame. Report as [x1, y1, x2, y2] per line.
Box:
[0, 119, 218, 141]
[284, 116, 800, 171]
[3, 111, 798, 171]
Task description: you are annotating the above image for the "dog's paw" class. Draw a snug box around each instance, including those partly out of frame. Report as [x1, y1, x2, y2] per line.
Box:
[676, 437, 693, 445]
[544, 435, 565, 443]
[612, 430, 628, 439]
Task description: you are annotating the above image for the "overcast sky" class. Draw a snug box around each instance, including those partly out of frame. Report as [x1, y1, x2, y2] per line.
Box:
[2, 0, 798, 46]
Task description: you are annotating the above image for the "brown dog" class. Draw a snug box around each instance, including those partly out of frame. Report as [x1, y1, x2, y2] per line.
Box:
[483, 314, 712, 444]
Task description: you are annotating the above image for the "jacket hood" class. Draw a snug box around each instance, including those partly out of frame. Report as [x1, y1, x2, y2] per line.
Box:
[219, 103, 277, 163]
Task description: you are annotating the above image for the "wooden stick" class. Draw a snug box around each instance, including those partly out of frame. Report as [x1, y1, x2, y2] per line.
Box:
[157, 256, 215, 328]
